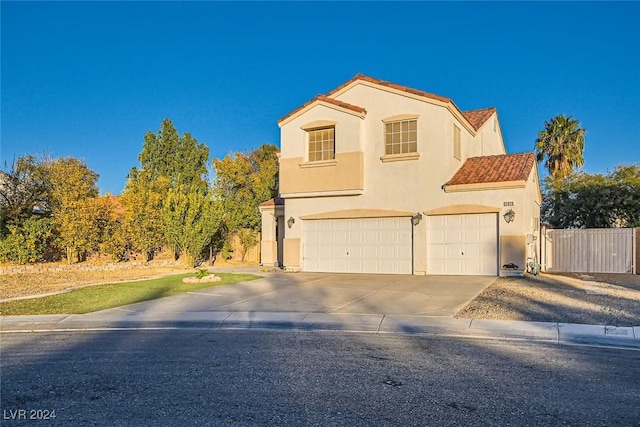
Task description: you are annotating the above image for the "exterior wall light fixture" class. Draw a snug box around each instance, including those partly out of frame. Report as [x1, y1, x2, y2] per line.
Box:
[287, 216, 295, 228]
[411, 212, 423, 226]
[503, 209, 515, 223]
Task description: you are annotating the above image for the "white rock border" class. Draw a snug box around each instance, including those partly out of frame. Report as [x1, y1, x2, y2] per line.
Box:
[182, 274, 222, 284]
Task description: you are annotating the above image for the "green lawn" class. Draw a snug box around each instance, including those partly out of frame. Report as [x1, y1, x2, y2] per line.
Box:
[0, 272, 261, 316]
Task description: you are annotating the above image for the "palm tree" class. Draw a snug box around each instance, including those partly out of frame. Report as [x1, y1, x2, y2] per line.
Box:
[535, 115, 586, 178]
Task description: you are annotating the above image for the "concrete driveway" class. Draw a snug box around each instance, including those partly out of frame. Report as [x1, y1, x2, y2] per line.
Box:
[92, 272, 495, 318]
[5, 272, 638, 348]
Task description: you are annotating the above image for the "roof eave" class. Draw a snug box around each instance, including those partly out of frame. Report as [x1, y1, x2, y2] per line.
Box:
[443, 180, 527, 193]
[278, 99, 366, 128]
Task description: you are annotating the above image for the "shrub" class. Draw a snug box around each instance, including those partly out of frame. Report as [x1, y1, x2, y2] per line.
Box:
[0, 216, 54, 264]
[195, 268, 210, 279]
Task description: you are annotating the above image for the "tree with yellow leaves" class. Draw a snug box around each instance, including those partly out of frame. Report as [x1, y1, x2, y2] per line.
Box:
[45, 157, 100, 263]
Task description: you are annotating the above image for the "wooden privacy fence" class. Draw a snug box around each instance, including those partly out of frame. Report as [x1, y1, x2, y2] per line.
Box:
[542, 228, 638, 274]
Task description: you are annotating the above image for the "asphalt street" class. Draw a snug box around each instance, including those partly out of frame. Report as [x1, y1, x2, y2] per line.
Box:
[2, 329, 639, 426]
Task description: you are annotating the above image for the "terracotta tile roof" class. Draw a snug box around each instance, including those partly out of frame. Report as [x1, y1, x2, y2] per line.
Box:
[326, 73, 452, 104]
[445, 153, 536, 186]
[277, 94, 366, 124]
[462, 107, 496, 130]
[260, 196, 284, 207]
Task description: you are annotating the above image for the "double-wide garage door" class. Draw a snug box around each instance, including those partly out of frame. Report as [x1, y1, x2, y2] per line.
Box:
[428, 213, 498, 275]
[303, 217, 412, 274]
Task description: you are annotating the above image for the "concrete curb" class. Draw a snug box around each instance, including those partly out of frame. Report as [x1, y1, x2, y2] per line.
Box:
[1, 313, 638, 349]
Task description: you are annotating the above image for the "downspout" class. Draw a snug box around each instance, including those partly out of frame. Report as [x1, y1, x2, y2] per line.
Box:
[411, 217, 415, 275]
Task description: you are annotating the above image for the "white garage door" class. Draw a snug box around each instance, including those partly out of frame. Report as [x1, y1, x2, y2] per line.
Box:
[303, 217, 412, 274]
[428, 213, 498, 275]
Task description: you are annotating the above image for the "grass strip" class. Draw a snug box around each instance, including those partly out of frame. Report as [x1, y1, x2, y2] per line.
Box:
[0, 272, 261, 316]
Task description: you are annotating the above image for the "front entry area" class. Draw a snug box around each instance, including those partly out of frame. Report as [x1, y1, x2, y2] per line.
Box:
[427, 213, 498, 275]
[302, 217, 412, 274]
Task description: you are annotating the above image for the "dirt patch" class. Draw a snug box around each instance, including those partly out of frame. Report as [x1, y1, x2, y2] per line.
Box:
[456, 273, 640, 326]
[0, 265, 191, 301]
[0, 259, 261, 301]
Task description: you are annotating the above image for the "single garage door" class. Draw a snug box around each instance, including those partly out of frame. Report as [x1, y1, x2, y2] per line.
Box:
[428, 213, 498, 275]
[303, 217, 412, 274]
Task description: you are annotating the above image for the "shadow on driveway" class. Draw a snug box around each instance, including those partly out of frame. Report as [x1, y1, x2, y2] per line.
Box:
[84, 273, 495, 320]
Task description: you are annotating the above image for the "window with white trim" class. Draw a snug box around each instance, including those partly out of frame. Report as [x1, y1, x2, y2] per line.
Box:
[385, 119, 417, 155]
[307, 127, 335, 162]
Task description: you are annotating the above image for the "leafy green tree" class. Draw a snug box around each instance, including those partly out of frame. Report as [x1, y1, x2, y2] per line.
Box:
[238, 228, 259, 262]
[122, 171, 169, 262]
[542, 164, 640, 228]
[163, 182, 222, 267]
[124, 118, 213, 262]
[213, 144, 279, 232]
[138, 118, 209, 187]
[535, 115, 586, 178]
[0, 155, 50, 235]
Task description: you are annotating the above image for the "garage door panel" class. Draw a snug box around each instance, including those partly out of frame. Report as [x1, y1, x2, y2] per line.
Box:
[363, 231, 379, 244]
[428, 214, 497, 276]
[464, 245, 481, 258]
[334, 232, 347, 245]
[378, 245, 395, 258]
[463, 229, 480, 243]
[379, 230, 395, 243]
[428, 230, 446, 244]
[364, 246, 381, 258]
[303, 217, 412, 274]
[397, 245, 412, 258]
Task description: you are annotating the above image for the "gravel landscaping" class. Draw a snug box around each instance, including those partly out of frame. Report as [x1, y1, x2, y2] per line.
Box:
[456, 272, 640, 326]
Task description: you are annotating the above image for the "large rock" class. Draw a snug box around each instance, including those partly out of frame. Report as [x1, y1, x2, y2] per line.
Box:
[182, 274, 222, 284]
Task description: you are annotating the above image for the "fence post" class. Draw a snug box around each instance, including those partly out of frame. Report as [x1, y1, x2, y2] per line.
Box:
[634, 227, 639, 275]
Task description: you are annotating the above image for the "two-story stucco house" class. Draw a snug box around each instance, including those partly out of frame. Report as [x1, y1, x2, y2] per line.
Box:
[260, 74, 541, 276]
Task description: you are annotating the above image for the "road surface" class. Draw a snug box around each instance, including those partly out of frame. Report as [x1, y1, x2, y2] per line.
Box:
[2, 329, 639, 426]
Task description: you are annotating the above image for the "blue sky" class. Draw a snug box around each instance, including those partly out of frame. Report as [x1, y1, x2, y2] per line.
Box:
[2, 1, 639, 195]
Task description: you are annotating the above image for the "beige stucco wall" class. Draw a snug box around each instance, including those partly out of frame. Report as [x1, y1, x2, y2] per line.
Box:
[279, 151, 363, 196]
[283, 238, 301, 271]
[260, 207, 277, 242]
[259, 205, 284, 266]
[279, 104, 363, 159]
[500, 235, 527, 271]
[261, 240, 278, 266]
[472, 115, 507, 157]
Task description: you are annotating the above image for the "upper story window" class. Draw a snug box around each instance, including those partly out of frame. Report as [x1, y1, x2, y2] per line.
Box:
[453, 124, 461, 160]
[385, 119, 417, 155]
[308, 126, 335, 162]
